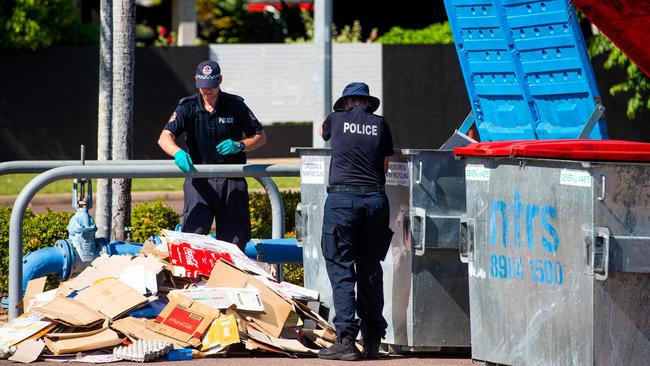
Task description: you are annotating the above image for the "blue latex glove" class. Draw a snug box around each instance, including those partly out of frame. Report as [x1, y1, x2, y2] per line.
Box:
[174, 150, 193, 172]
[216, 139, 243, 155]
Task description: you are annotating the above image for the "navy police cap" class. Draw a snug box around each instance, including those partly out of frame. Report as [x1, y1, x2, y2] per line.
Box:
[195, 60, 222, 89]
[333, 82, 380, 113]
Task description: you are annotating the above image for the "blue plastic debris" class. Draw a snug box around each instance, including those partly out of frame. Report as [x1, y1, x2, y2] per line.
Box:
[166, 348, 192, 361]
[128, 298, 168, 318]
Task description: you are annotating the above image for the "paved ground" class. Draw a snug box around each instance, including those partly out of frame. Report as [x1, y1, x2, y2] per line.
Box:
[0, 354, 476, 365]
[0, 190, 188, 215]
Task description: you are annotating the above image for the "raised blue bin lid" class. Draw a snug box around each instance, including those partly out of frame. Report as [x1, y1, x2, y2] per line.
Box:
[443, 0, 608, 141]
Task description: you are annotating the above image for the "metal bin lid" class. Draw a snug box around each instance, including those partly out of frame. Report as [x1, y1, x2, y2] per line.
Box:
[454, 139, 650, 162]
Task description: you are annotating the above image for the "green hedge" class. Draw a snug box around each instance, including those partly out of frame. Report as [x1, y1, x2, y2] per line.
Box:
[250, 191, 300, 238]
[377, 22, 453, 45]
[250, 191, 303, 286]
[0, 208, 72, 292]
[131, 200, 180, 243]
[0, 190, 304, 292]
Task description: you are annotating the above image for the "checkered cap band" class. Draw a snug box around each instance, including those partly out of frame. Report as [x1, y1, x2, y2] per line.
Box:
[195, 74, 221, 80]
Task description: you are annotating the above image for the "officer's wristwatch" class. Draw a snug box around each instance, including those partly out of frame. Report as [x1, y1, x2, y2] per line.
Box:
[237, 141, 246, 152]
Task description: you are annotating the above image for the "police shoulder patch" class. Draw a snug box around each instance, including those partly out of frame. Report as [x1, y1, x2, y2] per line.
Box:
[177, 95, 195, 106]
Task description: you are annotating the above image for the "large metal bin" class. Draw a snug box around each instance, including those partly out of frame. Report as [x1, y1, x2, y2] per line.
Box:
[456, 140, 650, 365]
[294, 147, 470, 350]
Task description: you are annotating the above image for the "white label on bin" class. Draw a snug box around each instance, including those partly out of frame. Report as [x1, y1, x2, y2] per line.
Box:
[468, 262, 487, 279]
[301, 161, 324, 184]
[465, 164, 490, 181]
[560, 169, 591, 187]
[386, 162, 409, 186]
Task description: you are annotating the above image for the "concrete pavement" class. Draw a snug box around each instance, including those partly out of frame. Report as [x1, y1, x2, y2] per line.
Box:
[0, 353, 475, 365]
[0, 190, 187, 215]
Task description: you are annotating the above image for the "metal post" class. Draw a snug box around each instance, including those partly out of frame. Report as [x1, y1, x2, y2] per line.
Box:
[254, 177, 285, 239]
[313, 0, 333, 148]
[254, 177, 286, 282]
[111, 0, 135, 241]
[8, 163, 300, 320]
[97, 0, 113, 240]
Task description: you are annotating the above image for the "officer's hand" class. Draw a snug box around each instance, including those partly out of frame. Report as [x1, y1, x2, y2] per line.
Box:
[216, 139, 243, 155]
[174, 150, 193, 172]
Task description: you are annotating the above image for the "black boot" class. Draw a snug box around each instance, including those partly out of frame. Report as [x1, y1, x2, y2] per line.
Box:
[362, 339, 382, 359]
[318, 338, 362, 361]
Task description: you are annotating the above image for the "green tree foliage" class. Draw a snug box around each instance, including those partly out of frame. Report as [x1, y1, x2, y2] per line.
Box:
[376, 22, 454, 45]
[197, 0, 306, 43]
[284, 10, 377, 44]
[588, 34, 650, 119]
[0, 0, 98, 51]
[332, 20, 378, 43]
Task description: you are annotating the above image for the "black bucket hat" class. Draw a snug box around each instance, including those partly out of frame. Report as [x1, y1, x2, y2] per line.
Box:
[333, 82, 380, 112]
[195, 60, 222, 88]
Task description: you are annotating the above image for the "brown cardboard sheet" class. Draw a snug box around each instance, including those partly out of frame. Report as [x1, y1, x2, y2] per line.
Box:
[207, 260, 294, 338]
[32, 297, 104, 328]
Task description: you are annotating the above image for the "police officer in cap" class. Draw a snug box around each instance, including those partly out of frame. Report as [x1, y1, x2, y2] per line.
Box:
[158, 60, 267, 249]
[318, 82, 394, 361]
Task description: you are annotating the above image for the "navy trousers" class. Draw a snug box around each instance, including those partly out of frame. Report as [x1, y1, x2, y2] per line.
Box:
[321, 191, 393, 341]
[182, 177, 251, 250]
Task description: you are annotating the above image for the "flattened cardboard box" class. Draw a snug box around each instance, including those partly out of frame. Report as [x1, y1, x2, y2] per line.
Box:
[147, 294, 219, 347]
[294, 300, 335, 333]
[201, 314, 240, 351]
[32, 297, 104, 327]
[64, 254, 164, 292]
[44, 328, 123, 355]
[245, 325, 318, 355]
[206, 260, 294, 338]
[0, 313, 53, 347]
[170, 287, 264, 312]
[111, 317, 190, 348]
[74, 277, 148, 319]
[9, 339, 45, 363]
[168, 241, 233, 278]
[22, 277, 47, 312]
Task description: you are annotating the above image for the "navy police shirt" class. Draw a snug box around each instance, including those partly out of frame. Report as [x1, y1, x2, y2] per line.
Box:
[322, 105, 394, 186]
[164, 91, 263, 164]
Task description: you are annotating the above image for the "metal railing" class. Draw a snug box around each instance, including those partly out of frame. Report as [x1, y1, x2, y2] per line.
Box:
[7, 163, 300, 319]
[0, 160, 172, 174]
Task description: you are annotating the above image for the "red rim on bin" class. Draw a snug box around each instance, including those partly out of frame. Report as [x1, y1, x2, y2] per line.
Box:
[454, 140, 650, 162]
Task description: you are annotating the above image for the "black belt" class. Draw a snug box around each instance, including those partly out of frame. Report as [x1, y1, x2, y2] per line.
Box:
[328, 185, 385, 193]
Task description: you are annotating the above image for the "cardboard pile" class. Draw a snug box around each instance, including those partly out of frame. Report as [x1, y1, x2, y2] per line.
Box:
[1, 230, 335, 362]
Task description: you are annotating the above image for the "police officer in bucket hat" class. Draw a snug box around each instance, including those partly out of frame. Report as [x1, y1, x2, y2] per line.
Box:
[318, 82, 394, 361]
[158, 60, 267, 250]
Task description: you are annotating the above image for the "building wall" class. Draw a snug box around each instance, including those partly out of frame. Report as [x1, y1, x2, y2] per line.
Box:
[210, 43, 383, 124]
[0, 44, 648, 161]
